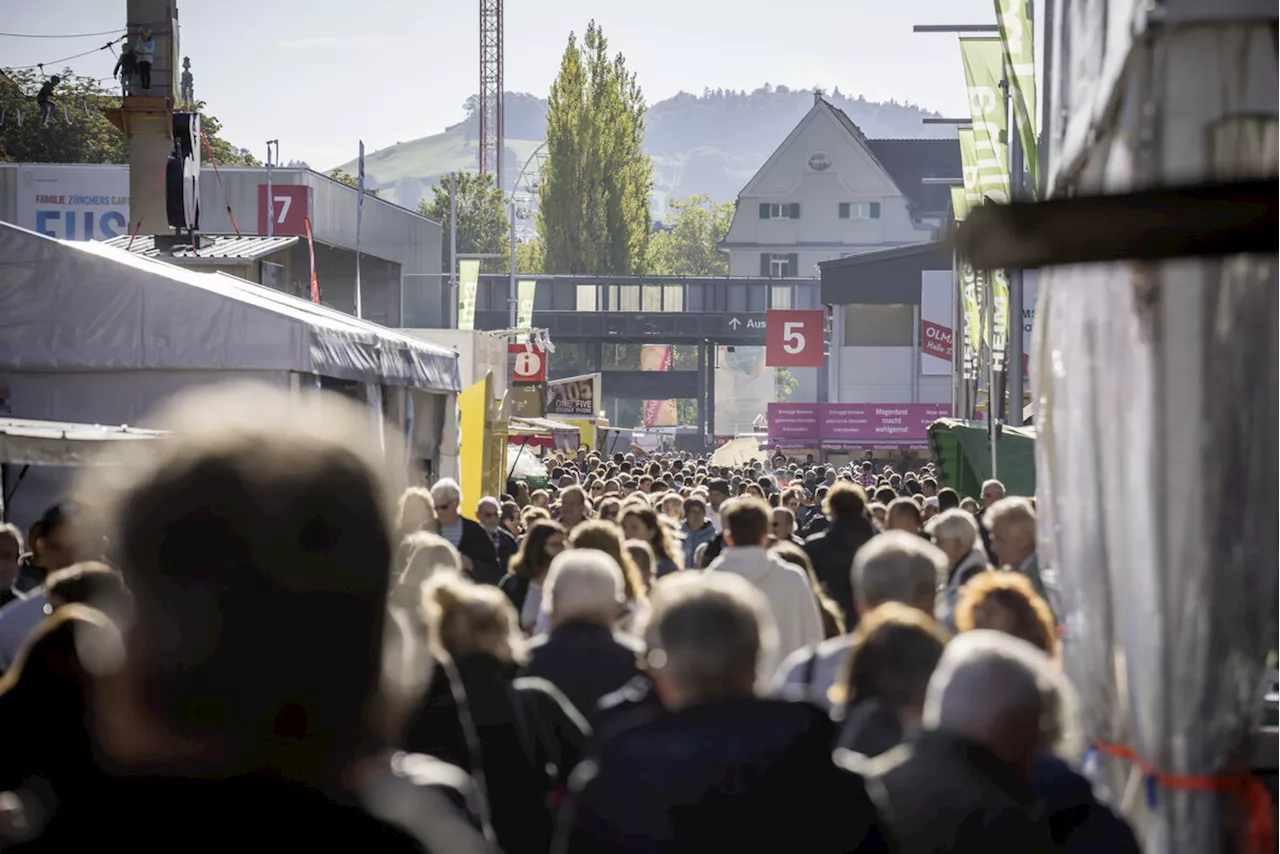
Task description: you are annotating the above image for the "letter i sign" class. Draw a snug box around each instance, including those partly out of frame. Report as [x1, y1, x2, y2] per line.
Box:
[766, 309, 825, 367]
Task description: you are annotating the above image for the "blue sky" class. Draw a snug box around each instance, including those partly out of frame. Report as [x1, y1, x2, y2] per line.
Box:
[4, 0, 1030, 169]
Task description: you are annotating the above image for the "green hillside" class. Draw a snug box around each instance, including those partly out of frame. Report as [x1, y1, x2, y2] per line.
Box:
[336, 85, 953, 214]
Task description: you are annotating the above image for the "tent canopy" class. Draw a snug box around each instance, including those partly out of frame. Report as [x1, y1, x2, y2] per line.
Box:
[0, 223, 459, 393]
[0, 417, 166, 466]
[928, 418, 1036, 499]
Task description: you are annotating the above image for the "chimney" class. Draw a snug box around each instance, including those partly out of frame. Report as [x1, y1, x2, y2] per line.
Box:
[813, 88, 824, 105]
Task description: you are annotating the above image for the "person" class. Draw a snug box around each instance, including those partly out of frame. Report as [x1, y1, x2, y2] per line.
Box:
[476, 497, 519, 576]
[885, 497, 923, 535]
[679, 495, 716, 569]
[620, 503, 681, 578]
[929, 508, 992, 631]
[395, 487, 439, 542]
[770, 505, 805, 546]
[135, 27, 155, 92]
[556, 573, 891, 854]
[704, 497, 822, 660]
[35, 382, 491, 852]
[854, 631, 1065, 854]
[803, 481, 877, 627]
[432, 479, 503, 586]
[499, 520, 566, 634]
[954, 571, 1057, 661]
[405, 573, 588, 854]
[984, 497, 1051, 612]
[980, 478, 1006, 509]
[705, 478, 730, 533]
[0, 524, 21, 610]
[36, 75, 59, 126]
[521, 551, 643, 721]
[773, 531, 945, 711]
[563, 521, 649, 636]
[830, 603, 948, 759]
[770, 542, 845, 639]
[113, 43, 138, 96]
[392, 531, 463, 612]
[558, 485, 590, 532]
[625, 539, 656, 589]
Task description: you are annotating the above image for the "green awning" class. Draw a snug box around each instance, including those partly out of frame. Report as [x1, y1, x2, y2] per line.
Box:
[928, 418, 1036, 499]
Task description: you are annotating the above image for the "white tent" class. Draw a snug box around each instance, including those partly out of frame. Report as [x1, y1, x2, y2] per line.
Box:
[0, 417, 165, 466]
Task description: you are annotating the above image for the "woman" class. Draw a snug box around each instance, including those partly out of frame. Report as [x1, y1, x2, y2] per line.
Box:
[499, 502, 522, 539]
[659, 492, 683, 524]
[620, 503, 682, 579]
[770, 542, 846, 640]
[393, 531, 462, 613]
[499, 520, 565, 634]
[596, 497, 622, 524]
[403, 575, 588, 854]
[395, 487, 438, 542]
[679, 495, 717, 570]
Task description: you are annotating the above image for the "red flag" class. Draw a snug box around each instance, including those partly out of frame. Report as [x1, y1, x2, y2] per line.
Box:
[304, 216, 320, 304]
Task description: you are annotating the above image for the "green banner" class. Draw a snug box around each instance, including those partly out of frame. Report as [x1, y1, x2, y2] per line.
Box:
[994, 0, 1039, 195]
[951, 186, 970, 222]
[957, 128, 985, 211]
[961, 263, 981, 380]
[458, 259, 480, 331]
[517, 280, 537, 330]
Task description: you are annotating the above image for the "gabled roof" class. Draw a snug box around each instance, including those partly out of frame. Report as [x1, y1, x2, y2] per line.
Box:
[865, 139, 961, 216]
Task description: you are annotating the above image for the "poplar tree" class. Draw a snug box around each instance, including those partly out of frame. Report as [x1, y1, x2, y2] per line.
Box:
[539, 21, 653, 275]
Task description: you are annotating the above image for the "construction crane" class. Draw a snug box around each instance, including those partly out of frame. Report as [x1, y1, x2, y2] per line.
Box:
[478, 0, 503, 191]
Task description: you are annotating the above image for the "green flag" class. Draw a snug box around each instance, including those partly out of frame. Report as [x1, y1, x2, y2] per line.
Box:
[961, 263, 982, 380]
[517, 280, 537, 330]
[458, 259, 480, 331]
[957, 128, 985, 211]
[994, 0, 1039, 195]
[951, 186, 970, 222]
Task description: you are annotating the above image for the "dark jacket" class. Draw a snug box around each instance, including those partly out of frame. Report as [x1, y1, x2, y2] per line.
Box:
[557, 697, 892, 854]
[498, 573, 533, 615]
[857, 730, 1051, 854]
[804, 517, 877, 627]
[455, 519, 512, 586]
[590, 673, 664, 747]
[13, 554, 45, 596]
[521, 622, 643, 722]
[836, 697, 906, 760]
[404, 652, 588, 854]
[1028, 755, 1140, 854]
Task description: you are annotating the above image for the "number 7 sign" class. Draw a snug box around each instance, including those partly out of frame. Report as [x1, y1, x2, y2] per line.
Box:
[257, 184, 311, 236]
[766, 309, 825, 367]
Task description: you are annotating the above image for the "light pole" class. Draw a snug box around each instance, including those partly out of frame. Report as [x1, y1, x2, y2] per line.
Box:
[265, 139, 279, 237]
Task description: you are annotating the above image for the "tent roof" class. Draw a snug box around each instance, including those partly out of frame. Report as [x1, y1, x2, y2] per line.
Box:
[0, 417, 166, 465]
[102, 234, 300, 263]
[0, 223, 459, 393]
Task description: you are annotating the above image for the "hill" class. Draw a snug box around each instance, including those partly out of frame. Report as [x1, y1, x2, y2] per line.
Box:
[337, 85, 953, 213]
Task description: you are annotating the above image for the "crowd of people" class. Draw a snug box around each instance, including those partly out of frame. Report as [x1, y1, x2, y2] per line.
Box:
[0, 384, 1141, 853]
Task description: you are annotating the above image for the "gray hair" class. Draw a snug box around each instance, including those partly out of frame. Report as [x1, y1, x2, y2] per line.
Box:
[430, 478, 463, 507]
[543, 550, 624, 625]
[476, 496, 500, 514]
[928, 508, 979, 552]
[644, 573, 777, 702]
[0, 523, 22, 552]
[983, 496, 1036, 535]
[853, 530, 947, 611]
[922, 629, 1080, 758]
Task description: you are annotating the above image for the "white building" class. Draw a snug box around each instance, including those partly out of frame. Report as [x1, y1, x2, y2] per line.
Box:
[721, 92, 955, 278]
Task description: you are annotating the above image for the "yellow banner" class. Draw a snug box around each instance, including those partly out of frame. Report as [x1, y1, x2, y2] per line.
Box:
[458, 259, 480, 331]
[516, 280, 536, 330]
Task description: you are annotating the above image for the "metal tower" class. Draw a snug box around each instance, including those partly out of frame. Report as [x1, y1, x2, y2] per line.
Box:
[478, 0, 503, 190]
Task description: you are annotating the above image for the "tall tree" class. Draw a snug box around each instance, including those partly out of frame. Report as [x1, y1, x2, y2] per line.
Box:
[417, 171, 509, 273]
[0, 68, 255, 166]
[326, 167, 380, 197]
[646, 194, 734, 275]
[539, 21, 653, 274]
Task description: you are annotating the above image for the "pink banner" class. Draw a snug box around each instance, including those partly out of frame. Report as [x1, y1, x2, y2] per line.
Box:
[921, 319, 954, 361]
[768, 402, 950, 443]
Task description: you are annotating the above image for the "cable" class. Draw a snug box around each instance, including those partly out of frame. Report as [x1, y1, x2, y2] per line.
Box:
[8, 39, 124, 72]
[0, 29, 124, 39]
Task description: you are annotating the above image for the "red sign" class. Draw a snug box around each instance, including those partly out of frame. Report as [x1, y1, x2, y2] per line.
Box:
[257, 184, 310, 236]
[510, 344, 547, 383]
[766, 309, 825, 367]
[921, 320, 954, 361]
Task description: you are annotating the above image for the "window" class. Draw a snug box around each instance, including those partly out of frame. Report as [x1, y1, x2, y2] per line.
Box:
[770, 285, 793, 309]
[758, 202, 800, 219]
[842, 304, 914, 346]
[838, 201, 882, 220]
[760, 252, 799, 278]
[611, 284, 640, 311]
[575, 284, 598, 311]
[663, 284, 684, 312]
[641, 284, 663, 312]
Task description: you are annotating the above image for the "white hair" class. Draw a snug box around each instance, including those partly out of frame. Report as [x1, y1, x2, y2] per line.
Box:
[430, 478, 462, 507]
[983, 496, 1036, 533]
[852, 530, 947, 610]
[923, 629, 1081, 759]
[928, 508, 979, 551]
[981, 479, 1006, 496]
[543, 550, 624, 625]
[476, 496, 500, 514]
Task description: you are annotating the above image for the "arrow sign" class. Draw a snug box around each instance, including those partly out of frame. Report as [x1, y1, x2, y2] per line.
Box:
[728, 317, 741, 329]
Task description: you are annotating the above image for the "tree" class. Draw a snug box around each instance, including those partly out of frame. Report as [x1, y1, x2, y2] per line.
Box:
[416, 171, 509, 273]
[538, 21, 653, 274]
[0, 68, 255, 167]
[646, 194, 734, 275]
[326, 167, 380, 197]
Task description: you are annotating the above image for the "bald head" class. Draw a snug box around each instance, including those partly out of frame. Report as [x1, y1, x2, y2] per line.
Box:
[923, 630, 1070, 774]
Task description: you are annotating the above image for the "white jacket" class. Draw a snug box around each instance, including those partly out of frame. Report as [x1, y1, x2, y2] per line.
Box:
[705, 546, 823, 661]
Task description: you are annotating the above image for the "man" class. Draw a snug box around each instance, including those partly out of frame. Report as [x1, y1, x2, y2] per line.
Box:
[476, 496, 518, 575]
[980, 479, 1006, 509]
[0, 502, 88, 673]
[29, 383, 491, 852]
[774, 531, 946, 711]
[770, 506, 804, 547]
[432, 479, 503, 586]
[522, 551, 643, 720]
[984, 497, 1050, 612]
[885, 497, 923, 535]
[558, 485, 590, 532]
[705, 479, 730, 533]
[558, 574, 890, 854]
[921, 477, 939, 499]
[929, 508, 991, 630]
[803, 482, 876, 624]
[854, 631, 1060, 854]
[0, 524, 22, 609]
[705, 497, 821, 660]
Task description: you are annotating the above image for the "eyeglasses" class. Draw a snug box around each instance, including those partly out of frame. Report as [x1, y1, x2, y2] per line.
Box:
[435, 503, 454, 510]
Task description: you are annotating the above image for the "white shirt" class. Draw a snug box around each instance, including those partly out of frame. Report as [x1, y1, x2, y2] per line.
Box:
[439, 519, 463, 548]
[705, 546, 823, 661]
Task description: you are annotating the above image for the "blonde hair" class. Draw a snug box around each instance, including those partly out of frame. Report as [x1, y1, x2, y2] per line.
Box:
[395, 487, 438, 541]
[954, 571, 1056, 658]
[569, 520, 647, 601]
[422, 574, 522, 661]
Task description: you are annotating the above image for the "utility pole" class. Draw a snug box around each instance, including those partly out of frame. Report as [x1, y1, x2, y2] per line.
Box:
[449, 172, 458, 328]
[508, 198, 518, 329]
[265, 139, 279, 237]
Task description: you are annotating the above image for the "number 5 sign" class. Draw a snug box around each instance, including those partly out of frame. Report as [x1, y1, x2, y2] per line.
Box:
[766, 309, 825, 367]
[257, 184, 311, 236]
